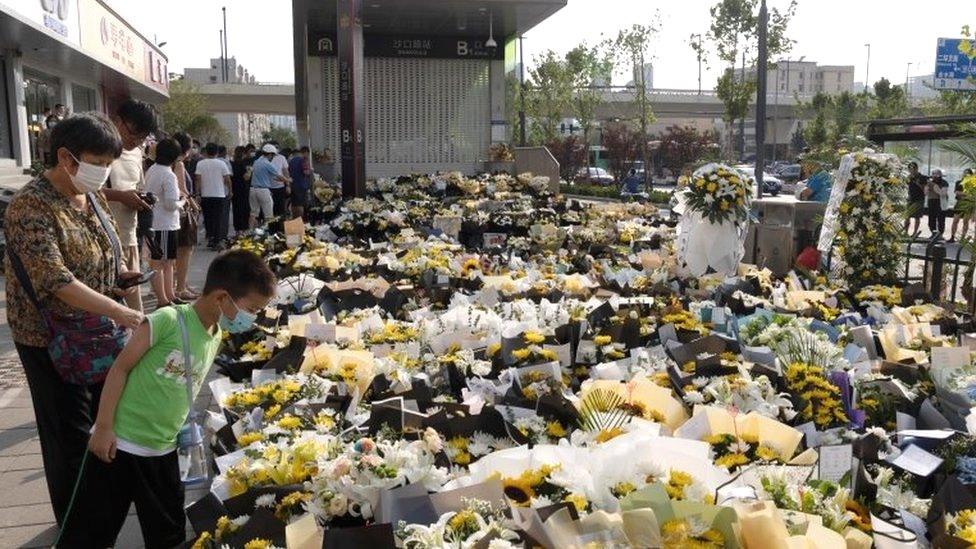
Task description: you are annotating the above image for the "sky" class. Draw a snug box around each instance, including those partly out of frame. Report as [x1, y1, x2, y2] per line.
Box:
[110, 0, 964, 89]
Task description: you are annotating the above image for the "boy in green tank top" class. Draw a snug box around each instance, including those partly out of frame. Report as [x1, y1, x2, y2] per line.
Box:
[88, 250, 276, 547]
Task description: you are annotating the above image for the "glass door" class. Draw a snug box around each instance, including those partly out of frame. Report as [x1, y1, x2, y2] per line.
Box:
[23, 70, 60, 165]
[72, 84, 97, 112]
[0, 58, 12, 159]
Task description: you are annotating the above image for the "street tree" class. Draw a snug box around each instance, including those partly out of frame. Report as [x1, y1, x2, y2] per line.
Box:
[658, 125, 719, 174]
[920, 90, 976, 116]
[801, 92, 832, 150]
[160, 79, 228, 143]
[602, 123, 641, 182]
[565, 43, 613, 169]
[525, 50, 574, 144]
[869, 78, 910, 120]
[691, 0, 797, 160]
[262, 124, 298, 150]
[547, 135, 588, 181]
[606, 22, 660, 182]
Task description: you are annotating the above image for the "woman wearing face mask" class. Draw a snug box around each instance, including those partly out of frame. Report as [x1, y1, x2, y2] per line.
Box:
[3, 112, 144, 545]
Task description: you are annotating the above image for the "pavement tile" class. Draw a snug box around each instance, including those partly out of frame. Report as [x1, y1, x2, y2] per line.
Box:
[0, 502, 55, 528]
[0, 523, 58, 548]
[0, 468, 56, 506]
[0, 406, 36, 430]
[0, 454, 42, 472]
[0, 429, 41, 456]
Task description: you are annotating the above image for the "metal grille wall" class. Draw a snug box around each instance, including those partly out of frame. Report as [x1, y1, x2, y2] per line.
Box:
[317, 57, 490, 178]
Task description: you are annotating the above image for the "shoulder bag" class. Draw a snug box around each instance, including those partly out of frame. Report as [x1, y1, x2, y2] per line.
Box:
[8, 193, 130, 385]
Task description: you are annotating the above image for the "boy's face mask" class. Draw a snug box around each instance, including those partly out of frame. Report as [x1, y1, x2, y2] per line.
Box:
[218, 296, 258, 333]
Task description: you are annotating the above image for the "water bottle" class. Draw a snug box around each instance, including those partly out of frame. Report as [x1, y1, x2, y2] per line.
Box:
[177, 420, 210, 485]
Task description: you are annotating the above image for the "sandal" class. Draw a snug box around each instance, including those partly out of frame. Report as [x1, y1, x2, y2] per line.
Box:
[177, 289, 200, 300]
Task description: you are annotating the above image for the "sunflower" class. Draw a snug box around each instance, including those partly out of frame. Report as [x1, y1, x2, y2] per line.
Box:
[546, 421, 568, 438]
[447, 509, 479, 538]
[502, 477, 536, 506]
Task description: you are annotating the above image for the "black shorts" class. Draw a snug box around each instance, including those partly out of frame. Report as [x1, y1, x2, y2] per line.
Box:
[909, 200, 924, 218]
[151, 230, 178, 260]
[177, 211, 198, 247]
[291, 185, 309, 207]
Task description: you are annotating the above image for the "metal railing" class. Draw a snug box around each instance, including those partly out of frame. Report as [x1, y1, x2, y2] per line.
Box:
[818, 229, 974, 316]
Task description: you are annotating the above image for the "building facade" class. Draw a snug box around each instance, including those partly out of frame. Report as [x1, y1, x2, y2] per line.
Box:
[184, 56, 257, 85]
[743, 60, 856, 96]
[0, 0, 168, 170]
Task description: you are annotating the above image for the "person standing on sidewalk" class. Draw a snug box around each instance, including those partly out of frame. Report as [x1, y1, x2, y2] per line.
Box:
[194, 143, 232, 250]
[104, 99, 160, 313]
[269, 143, 292, 218]
[172, 133, 201, 302]
[926, 168, 949, 240]
[4, 113, 143, 546]
[949, 168, 975, 243]
[230, 146, 251, 233]
[905, 161, 927, 236]
[289, 146, 312, 220]
[249, 144, 287, 228]
[87, 250, 275, 548]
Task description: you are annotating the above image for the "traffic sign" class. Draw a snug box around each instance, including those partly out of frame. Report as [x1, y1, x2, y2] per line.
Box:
[934, 37, 976, 90]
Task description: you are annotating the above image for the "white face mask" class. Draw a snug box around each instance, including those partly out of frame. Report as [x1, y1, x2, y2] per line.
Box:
[66, 152, 111, 193]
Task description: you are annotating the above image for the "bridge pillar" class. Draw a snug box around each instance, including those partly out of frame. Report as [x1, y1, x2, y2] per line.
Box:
[337, 0, 366, 197]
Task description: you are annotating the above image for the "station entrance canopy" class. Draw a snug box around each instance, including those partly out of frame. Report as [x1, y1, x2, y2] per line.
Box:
[292, 0, 566, 197]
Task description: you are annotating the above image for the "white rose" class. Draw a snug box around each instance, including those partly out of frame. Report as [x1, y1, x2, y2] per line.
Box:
[422, 427, 443, 453]
[329, 493, 349, 516]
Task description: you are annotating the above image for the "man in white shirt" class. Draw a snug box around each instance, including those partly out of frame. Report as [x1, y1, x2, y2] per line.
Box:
[194, 142, 233, 249]
[104, 99, 161, 313]
[267, 142, 292, 218]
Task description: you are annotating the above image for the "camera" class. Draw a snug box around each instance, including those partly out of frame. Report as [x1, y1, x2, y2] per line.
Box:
[138, 192, 157, 206]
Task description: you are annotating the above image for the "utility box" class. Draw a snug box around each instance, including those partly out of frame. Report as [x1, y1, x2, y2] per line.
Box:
[745, 199, 828, 275]
[754, 226, 795, 275]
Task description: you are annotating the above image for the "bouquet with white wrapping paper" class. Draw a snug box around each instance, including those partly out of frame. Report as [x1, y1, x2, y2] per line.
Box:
[674, 163, 753, 277]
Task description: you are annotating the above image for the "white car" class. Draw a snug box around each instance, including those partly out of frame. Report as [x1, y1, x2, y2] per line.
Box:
[575, 167, 615, 186]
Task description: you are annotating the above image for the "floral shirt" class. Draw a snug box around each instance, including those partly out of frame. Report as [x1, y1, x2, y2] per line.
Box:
[4, 175, 119, 347]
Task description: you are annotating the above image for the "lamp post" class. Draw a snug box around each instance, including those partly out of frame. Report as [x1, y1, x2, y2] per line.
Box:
[755, 0, 768, 198]
[219, 29, 224, 82]
[772, 59, 779, 163]
[222, 7, 229, 82]
[905, 61, 912, 101]
[864, 43, 871, 92]
[519, 35, 526, 147]
[691, 33, 703, 95]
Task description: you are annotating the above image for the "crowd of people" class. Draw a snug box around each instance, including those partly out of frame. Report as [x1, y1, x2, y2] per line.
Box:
[905, 161, 975, 242]
[2, 101, 311, 547]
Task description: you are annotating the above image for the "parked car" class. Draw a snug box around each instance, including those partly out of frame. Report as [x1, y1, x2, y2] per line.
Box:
[776, 164, 802, 182]
[760, 173, 783, 196]
[575, 167, 615, 186]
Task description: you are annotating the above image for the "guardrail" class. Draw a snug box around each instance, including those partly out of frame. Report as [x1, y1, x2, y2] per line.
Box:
[822, 231, 976, 316]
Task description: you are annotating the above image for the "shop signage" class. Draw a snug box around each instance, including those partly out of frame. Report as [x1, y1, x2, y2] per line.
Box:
[78, 0, 166, 94]
[78, 0, 144, 81]
[144, 45, 169, 93]
[934, 38, 976, 90]
[309, 31, 503, 60]
[4, 0, 81, 44]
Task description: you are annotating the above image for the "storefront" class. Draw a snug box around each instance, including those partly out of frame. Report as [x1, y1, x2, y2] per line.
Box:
[0, 0, 168, 169]
[292, 0, 566, 192]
